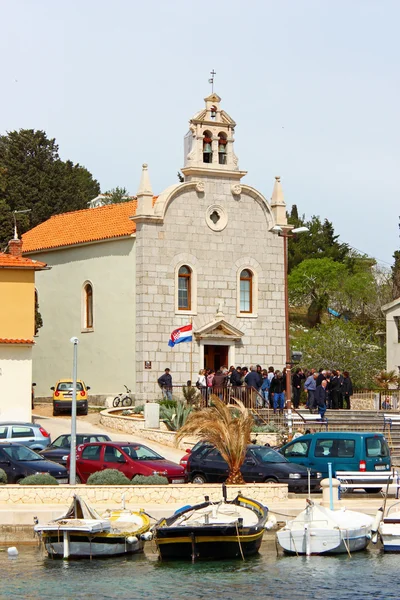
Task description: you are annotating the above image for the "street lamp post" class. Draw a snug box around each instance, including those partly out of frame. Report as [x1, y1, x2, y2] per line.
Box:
[271, 226, 309, 440]
[69, 337, 79, 485]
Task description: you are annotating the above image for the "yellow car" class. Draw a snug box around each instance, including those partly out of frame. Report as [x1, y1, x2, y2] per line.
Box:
[51, 379, 90, 416]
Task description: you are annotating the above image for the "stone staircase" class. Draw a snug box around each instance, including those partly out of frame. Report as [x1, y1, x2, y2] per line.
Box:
[254, 409, 400, 462]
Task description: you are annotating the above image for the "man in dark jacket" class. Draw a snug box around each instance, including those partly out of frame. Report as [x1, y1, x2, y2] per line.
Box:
[230, 367, 242, 387]
[329, 370, 341, 410]
[270, 371, 286, 414]
[342, 371, 353, 410]
[245, 366, 262, 390]
[315, 380, 327, 420]
[158, 368, 172, 400]
[292, 368, 304, 409]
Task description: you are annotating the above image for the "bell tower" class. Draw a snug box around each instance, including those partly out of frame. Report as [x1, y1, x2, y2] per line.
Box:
[181, 93, 247, 181]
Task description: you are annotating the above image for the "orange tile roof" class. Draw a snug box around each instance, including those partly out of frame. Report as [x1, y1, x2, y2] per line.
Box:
[0, 254, 47, 269]
[22, 199, 143, 253]
[0, 338, 34, 345]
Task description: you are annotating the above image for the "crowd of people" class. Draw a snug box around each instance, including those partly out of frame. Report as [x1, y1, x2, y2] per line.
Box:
[158, 364, 354, 418]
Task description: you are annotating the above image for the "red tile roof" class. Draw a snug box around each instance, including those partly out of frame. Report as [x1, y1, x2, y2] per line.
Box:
[0, 254, 47, 269]
[22, 200, 142, 253]
[0, 338, 34, 345]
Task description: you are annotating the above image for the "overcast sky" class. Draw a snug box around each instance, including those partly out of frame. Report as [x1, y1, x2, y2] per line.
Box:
[1, 0, 399, 264]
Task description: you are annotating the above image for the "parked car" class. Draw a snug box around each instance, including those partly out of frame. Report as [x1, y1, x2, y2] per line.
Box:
[179, 441, 204, 468]
[39, 433, 112, 466]
[186, 443, 322, 492]
[68, 441, 187, 484]
[0, 422, 51, 451]
[51, 379, 90, 416]
[279, 432, 391, 492]
[0, 442, 68, 484]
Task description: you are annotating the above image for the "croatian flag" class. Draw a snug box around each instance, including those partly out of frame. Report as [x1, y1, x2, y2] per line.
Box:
[168, 323, 193, 347]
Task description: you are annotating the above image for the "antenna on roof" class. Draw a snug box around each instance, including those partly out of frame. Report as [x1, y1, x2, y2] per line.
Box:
[13, 209, 31, 240]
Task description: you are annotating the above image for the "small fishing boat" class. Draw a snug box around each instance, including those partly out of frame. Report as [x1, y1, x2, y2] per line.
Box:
[276, 500, 374, 555]
[34, 494, 150, 559]
[149, 487, 269, 561]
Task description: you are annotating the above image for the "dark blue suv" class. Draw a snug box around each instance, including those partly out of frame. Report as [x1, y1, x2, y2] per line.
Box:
[187, 443, 322, 493]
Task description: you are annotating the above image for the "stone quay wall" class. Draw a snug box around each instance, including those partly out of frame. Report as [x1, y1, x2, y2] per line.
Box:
[99, 408, 279, 448]
[0, 483, 288, 507]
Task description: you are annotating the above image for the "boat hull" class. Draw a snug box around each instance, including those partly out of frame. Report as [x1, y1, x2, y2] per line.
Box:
[277, 527, 371, 555]
[156, 527, 264, 560]
[42, 532, 144, 558]
[379, 522, 400, 552]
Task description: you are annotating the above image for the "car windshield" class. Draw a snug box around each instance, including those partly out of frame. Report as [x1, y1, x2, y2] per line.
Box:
[121, 445, 164, 460]
[3, 446, 44, 461]
[57, 382, 84, 391]
[250, 446, 287, 464]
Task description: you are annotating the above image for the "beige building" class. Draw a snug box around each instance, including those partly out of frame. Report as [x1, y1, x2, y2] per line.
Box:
[23, 93, 288, 400]
[0, 238, 47, 420]
[382, 298, 400, 375]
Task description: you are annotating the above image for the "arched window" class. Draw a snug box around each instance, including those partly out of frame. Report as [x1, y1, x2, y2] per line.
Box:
[218, 132, 227, 165]
[84, 283, 93, 329]
[203, 131, 213, 164]
[240, 269, 252, 313]
[178, 266, 191, 310]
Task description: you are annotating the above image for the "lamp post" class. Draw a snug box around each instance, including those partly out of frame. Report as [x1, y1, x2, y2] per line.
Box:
[271, 225, 309, 439]
[69, 337, 79, 485]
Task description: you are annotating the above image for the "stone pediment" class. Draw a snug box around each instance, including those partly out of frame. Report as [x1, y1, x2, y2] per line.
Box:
[194, 318, 244, 340]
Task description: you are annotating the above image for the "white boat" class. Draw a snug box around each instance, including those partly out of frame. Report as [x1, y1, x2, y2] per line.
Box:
[276, 500, 374, 555]
[34, 494, 150, 559]
[374, 501, 400, 552]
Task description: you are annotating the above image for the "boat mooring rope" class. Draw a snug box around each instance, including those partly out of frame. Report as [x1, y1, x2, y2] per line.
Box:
[235, 521, 245, 561]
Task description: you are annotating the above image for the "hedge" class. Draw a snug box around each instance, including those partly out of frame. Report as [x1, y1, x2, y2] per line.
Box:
[20, 474, 59, 485]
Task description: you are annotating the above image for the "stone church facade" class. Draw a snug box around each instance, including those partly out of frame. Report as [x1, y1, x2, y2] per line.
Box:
[23, 93, 288, 400]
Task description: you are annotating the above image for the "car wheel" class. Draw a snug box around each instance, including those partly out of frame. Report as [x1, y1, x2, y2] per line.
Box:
[191, 473, 207, 484]
[264, 477, 278, 484]
[339, 478, 352, 494]
[15, 477, 25, 484]
[366, 488, 382, 494]
[80, 409, 88, 416]
[53, 409, 59, 416]
[113, 397, 121, 407]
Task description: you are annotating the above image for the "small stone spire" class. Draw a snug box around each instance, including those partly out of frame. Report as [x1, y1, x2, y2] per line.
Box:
[270, 176, 287, 226]
[136, 163, 154, 216]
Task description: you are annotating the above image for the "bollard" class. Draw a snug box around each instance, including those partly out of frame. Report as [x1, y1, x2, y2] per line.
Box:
[320, 477, 341, 509]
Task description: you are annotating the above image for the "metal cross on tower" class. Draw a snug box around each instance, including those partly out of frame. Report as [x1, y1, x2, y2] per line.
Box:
[208, 70, 216, 93]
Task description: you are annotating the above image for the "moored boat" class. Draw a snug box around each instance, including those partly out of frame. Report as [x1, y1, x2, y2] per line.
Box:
[276, 500, 374, 555]
[373, 501, 400, 552]
[150, 489, 269, 561]
[34, 494, 150, 559]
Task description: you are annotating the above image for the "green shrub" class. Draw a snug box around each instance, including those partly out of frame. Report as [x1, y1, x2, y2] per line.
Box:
[160, 401, 193, 431]
[252, 424, 280, 433]
[133, 404, 144, 414]
[0, 468, 7, 484]
[159, 399, 177, 409]
[20, 473, 59, 485]
[87, 469, 131, 485]
[131, 475, 169, 485]
[182, 386, 201, 407]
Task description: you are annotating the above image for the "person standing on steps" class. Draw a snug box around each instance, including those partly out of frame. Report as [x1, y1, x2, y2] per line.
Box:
[342, 371, 353, 410]
[304, 372, 317, 413]
[315, 379, 328, 421]
[270, 370, 286, 414]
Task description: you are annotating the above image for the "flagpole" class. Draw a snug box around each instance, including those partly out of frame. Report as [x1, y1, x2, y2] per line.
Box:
[190, 317, 193, 385]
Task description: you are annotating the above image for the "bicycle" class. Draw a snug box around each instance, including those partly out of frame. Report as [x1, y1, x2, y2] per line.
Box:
[113, 385, 133, 407]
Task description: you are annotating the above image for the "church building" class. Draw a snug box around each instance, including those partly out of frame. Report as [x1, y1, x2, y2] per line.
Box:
[22, 93, 288, 401]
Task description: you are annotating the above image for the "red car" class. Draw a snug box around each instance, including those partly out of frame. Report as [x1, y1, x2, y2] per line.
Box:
[179, 442, 204, 469]
[69, 441, 186, 484]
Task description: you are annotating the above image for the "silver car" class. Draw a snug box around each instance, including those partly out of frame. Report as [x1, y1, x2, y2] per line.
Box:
[0, 422, 51, 451]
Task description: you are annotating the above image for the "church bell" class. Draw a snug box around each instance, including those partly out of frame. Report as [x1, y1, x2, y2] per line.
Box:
[203, 143, 212, 153]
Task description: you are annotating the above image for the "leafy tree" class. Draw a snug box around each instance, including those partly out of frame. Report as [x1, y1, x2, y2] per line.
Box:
[287, 209, 350, 273]
[0, 129, 100, 247]
[293, 320, 385, 388]
[289, 257, 347, 326]
[176, 396, 253, 485]
[101, 186, 129, 204]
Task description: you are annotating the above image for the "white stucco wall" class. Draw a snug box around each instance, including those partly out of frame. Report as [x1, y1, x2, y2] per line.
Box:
[30, 238, 136, 397]
[0, 346, 32, 421]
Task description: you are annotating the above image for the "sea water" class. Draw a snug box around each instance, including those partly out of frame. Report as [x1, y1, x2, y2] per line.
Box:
[2, 541, 399, 600]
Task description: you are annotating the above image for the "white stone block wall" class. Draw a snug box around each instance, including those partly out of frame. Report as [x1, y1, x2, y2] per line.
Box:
[135, 176, 286, 400]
